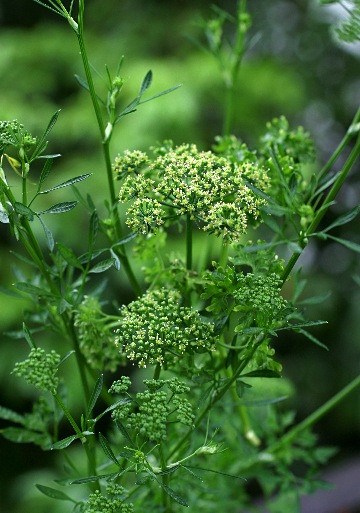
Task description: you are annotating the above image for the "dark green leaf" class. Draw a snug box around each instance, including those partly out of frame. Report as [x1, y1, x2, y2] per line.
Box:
[14, 202, 35, 221]
[326, 234, 360, 254]
[276, 320, 327, 331]
[36, 484, 75, 502]
[324, 204, 360, 232]
[115, 420, 134, 446]
[56, 243, 83, 270]
[112, 233, 138, 247]
[94, 398, 131, 423]
[99, 432, 120, 467]
[0, 427, 47, 444]
[139, 70, 153, 95]
[51, 432, 92, 450]
[138, 84, 182, 106]
[38, 201, 78, 215]
[58, 350, 75, 366]
[87, 374, 103, 417]
[294, 327, 329, 350]
[88, 210, 98, 256]
[0, 285, 28, 298]
[89, 258, 117, 273]
[14, 282, 55, 298]
[71, 473, 115, 485]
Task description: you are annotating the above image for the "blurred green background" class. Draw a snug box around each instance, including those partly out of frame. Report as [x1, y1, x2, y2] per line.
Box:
[1, 0, 360, 511]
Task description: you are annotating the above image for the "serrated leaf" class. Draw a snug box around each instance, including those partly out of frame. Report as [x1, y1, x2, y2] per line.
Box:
[88, 210, 98, 255]
[0, 406, 24, 424]
[89, 258, 116, 273]
[40, 174, 92, 194]
[38, 201, 78, 215]
[139, 70, 153, 96]
[87, 374, 103, 417]
[71, 473, 115, 485]
[36, 484, 75, 502]
[56, 243, 83, 270]
[99, 432, 121, 467]
[37, 215, 55, 252]
[14, 202, 35, 221]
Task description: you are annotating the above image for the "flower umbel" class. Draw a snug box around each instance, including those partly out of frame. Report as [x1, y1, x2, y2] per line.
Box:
[115, 287, 216, 368]
[12, 348, 60, 393]
[115, 142, 270, 242]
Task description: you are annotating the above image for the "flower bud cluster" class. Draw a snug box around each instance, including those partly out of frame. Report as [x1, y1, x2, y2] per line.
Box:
[12, 347, 60, 393]
[74, 296, 123, 372]
[111, 377, 194, 442]
[234, 273, 288, 330]
[0, 120, 37, 155]
[114, 142, 270, 242]
[86, 484, 133, 513]
[115, 287, 216, 368]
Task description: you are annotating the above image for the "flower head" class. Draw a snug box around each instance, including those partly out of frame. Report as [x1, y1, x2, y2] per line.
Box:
[12, 347, 60, 393]
[115, 287, 216, 368]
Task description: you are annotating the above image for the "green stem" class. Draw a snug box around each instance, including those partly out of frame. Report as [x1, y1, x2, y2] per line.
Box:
[158, 443, 171, 513]
[186, 213, 192, 270]
[281, 136, 360, 283]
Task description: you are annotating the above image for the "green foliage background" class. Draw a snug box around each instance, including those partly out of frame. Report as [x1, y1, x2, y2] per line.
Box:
[0, 0, 360, 511]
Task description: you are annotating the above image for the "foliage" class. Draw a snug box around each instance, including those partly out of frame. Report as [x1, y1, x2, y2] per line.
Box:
[1, 1, 360, 513]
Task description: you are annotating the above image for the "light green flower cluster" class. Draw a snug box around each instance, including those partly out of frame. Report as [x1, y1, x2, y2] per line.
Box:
[0, 120, 37, 155]
[85, 484, 133, 513]
[114, 143, 270, 242]
[12, 348, 60, 393]
[108, 376, 132, 394]
[114, 288, 216, 368]
[234, 273, 288, 330]
[74, 296, 123, 372]
[110, 378, 194, 441]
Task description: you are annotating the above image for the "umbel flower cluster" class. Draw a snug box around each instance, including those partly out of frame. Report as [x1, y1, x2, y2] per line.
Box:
[113, 142, 270, 242]
[0, 119, 37, 154]
[110, 377, 194, 442]
[85, 484, 133, 513]
[12, 347, 60, 393]
[114, 287, 217, 368]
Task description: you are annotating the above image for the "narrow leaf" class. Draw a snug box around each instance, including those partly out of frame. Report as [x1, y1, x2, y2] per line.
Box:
[0, 427, 48, 444]
[23, 322, 37, 349]
[37, 215, 55, 252]
[87, 374, 103, 417]
[295, 327, 329, 350]
[38, 201, 78, 215]
[40, 174, 92, 194]
[110, 249, 121, 270]
[115, 420, 134, 447]
[89, 258, 116, 273]
[326, 234, 360, 254]
[74, 75, 105, 105]
[71, 473, 115, 485]
[14, 282, 55, 298]
[138, 84, 182, 105]
[56, 243, 83, 270]
[31, 110, 61, 160]
[94, 398, 131, 423]
[51, 432, 93, 450]
[36, 484, 76, 502]
[37, 158, 53, 191]
[99, 432, 121, 467]
[88, 210, 99, 256]
[14, 202, 35, 221]
[139, 70, 153, 96]
[241, 369, 281, 378]
[323, 204, 360, 232]
[112, 232, 137, 247]
[160, 483, 188, 507]
[0, 406, 24, 424]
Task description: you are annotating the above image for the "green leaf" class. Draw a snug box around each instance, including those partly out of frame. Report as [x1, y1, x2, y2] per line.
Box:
[0, 427, 47, 444]
[31, 110, 61, 161]
[36, 484, 76, 502]
[94, 398, 131, 423]
[139, 70, 153, 96]
[14, 282, 55, 298]
[323, 204, 360, 232]
[71, 473, 115, 485]
[112, 233, 137, 247]
[241, 369, 281, 378]
[0, 406, 24, 424]
[326, 234, 360, 254]
[56, 243, 83, 270]
[37, 158, 53, 191]
[40, 174, 92, 194]
[87, 374, 103, 417]
[14, 202, 35, 221]
[23, 322, 37, 349]
[38, 201, 78, 215]
[160, 483, 188, 507]
[74, 74, 105, 104]
[99, 432, 121, 467]
[138, 84, 182, 106]
[37, 215, 55, 252]
[115, 420, 134, 447]
[89, 258, 117, 273]
[294, 327, 329, 350]
[88, 210, 98, 256]
[51, 431, 93, 450]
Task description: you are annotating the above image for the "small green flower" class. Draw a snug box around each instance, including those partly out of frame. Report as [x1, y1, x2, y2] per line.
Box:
[114, 287, 216, 368]
[12, 348, 60, 393]
[85, 486, 134, 513]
